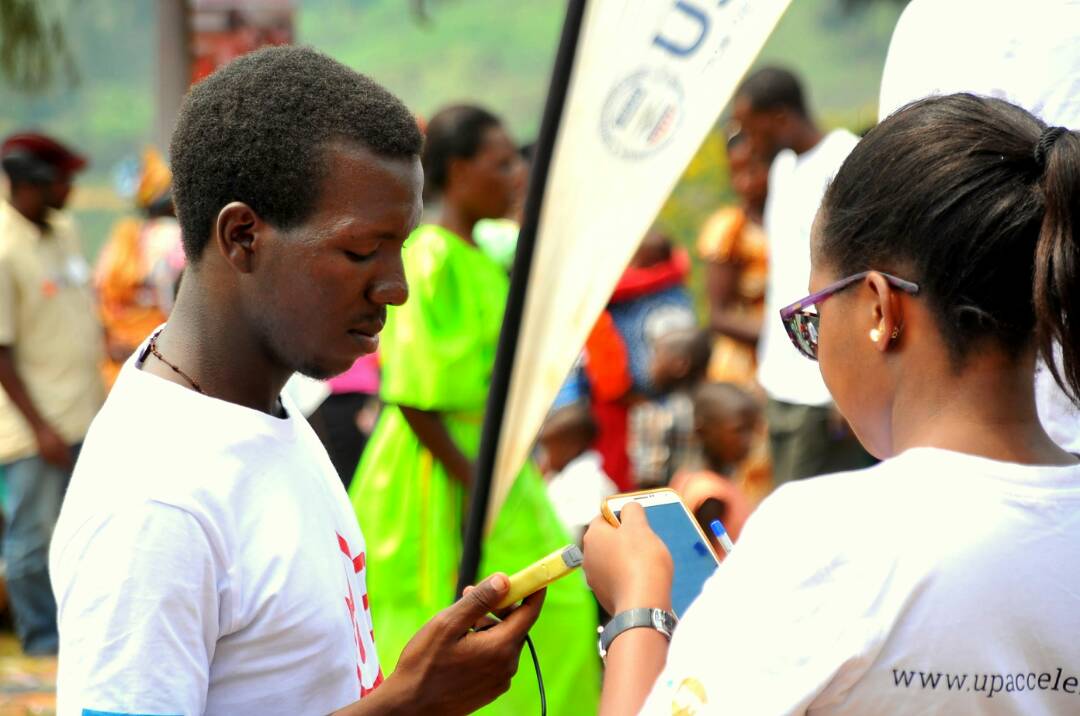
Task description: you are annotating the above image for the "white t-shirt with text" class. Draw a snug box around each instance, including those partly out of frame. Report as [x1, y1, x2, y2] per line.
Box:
[50, 344, 381, 715]
[641, 447, 1080, 715]
[756, 129, 859, 406]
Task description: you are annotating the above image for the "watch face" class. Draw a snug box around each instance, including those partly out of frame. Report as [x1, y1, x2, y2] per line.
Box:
[651, 608, 676, 636]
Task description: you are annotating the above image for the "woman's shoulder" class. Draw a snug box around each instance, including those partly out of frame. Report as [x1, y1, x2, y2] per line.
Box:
[403, 224, 461, 278]
[407, 223, 454, 254]
[745, 460, 912, 553]
[406, 224, 493, 272]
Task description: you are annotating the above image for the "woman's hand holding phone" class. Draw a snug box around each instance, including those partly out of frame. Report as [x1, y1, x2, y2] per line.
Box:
[583, 502, 674, 614]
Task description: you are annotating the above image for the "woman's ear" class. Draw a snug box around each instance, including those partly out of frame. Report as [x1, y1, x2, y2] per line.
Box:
[865, 272, 904, 353]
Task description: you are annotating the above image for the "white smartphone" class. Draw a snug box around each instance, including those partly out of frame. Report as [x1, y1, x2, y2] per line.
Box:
[601, 488, 720, 617]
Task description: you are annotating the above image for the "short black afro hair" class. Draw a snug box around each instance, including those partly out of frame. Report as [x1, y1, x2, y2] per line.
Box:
[170, 45, 423, 262]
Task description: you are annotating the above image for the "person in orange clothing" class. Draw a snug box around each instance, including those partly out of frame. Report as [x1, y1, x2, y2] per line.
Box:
[697, 132, 770, 388]
[94, 148, 183, 388]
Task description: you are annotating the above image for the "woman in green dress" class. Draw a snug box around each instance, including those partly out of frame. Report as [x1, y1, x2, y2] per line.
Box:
[350, 105, 600, 714]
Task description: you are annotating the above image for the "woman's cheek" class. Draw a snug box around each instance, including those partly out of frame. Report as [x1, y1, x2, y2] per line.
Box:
[817, 312, 850, 403]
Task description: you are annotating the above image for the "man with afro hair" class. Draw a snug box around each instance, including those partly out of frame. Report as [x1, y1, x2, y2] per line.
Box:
[50, 46, 543, 715]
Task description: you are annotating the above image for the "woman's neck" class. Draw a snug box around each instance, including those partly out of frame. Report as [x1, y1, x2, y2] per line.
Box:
[438, 203, 479, 246]
[890, 354, 1074, 465]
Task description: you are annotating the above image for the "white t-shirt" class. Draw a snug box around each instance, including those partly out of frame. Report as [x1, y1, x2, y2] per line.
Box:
[640, 447, 1080, 715]
[50, 342, 381, 715]
[756, 129, 859, 406]
[546, 450, 617, 542]
[878, 0, 1080, 452]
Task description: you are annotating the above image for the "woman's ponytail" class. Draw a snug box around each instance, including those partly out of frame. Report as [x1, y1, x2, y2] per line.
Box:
[1034, 127, 1080, 404]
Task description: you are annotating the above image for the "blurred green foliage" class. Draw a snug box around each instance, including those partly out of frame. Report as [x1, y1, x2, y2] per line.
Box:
[0, 0, 79, 93]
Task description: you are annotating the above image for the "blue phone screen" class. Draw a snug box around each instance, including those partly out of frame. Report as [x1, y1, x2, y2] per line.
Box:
[615, 502, 718, 616]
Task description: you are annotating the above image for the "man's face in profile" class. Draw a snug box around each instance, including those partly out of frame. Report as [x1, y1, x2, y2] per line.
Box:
[248, 142, 423, 379]
[732, 96, 785, 157]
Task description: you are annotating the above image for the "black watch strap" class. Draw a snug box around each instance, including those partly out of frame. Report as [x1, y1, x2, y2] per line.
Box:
[597, 608, 678, 659]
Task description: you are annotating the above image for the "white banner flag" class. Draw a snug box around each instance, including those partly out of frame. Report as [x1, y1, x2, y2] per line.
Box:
[487, 0, 792, 529]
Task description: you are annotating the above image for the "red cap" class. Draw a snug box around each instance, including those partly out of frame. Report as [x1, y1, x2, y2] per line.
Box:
[1, 133, 87, 174]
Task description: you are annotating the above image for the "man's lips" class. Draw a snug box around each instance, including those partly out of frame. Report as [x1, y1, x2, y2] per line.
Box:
[348, 325, 383, 338]
[347, 330, 380, 353]
[347, 316, 385, 353]
[348, 316, 385, 337]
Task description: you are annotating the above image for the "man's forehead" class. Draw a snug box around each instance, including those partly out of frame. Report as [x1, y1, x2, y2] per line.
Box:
[305, 144, 422, 226]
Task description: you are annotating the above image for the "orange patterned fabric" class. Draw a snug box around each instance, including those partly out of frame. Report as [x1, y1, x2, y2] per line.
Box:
[696, 206, 768, 386]
[94, 218, 180, 388]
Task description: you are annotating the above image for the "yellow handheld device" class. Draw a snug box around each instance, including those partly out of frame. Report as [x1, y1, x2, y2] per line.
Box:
[494, 544, 583, 610]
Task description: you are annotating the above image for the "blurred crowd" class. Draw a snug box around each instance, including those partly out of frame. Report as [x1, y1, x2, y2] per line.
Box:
[0, 63, 864, 659]
[2, 3, 1080, 710]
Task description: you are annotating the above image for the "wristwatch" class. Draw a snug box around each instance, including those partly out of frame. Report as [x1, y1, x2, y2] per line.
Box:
[597, 608, 678, 660]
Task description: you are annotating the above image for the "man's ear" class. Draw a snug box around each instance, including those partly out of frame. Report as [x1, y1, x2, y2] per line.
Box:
[213, 202, 264, 274]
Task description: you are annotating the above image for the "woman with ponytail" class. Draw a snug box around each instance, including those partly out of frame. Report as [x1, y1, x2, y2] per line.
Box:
[583, 94, 1080, 714]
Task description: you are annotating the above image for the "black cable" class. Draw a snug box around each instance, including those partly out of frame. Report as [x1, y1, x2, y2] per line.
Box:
[524, 633, 546, 716]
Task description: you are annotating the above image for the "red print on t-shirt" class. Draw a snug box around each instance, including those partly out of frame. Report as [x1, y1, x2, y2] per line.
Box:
[337, 532, 384, 697]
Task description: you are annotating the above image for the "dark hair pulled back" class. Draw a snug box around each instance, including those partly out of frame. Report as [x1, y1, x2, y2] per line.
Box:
[421, 105, 501, 200]
[820, 93, 1080, 403]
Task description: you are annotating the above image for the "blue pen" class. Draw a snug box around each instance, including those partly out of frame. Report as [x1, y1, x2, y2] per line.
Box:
[709, 519, 734, 556]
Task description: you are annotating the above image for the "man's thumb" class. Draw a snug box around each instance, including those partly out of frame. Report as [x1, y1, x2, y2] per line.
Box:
[446, 573, 509, 628]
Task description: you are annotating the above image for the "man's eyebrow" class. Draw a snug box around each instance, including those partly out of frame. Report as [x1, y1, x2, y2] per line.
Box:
[339, 232, 408, 245]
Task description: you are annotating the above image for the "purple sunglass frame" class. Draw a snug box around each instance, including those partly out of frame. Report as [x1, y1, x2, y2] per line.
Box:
[778, 270, 921, 361]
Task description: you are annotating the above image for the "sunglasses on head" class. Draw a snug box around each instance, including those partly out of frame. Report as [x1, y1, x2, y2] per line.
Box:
[779, 271, 920, 361]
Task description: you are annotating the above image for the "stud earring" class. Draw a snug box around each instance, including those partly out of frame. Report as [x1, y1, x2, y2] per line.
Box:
[869, 328, 882, 342]
[891, 327, 901, 340]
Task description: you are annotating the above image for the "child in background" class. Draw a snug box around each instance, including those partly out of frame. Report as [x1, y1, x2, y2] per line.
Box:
[628, 327, 712, 488]
[550, 309, 636, 491]
[671, 382, 759, 551]
[538, 402, 617, 542]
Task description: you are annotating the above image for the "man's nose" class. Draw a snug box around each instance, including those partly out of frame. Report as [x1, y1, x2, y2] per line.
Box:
[369, 260, 408, 307]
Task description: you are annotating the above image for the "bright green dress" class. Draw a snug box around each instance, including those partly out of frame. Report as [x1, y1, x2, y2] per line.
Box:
[350, 224, 600, 714]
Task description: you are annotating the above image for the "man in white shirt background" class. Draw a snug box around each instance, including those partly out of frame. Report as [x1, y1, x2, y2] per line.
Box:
[50, 46, 543, 716]
[731, 67, 875, 485]
[878, 0, 1080, 454]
